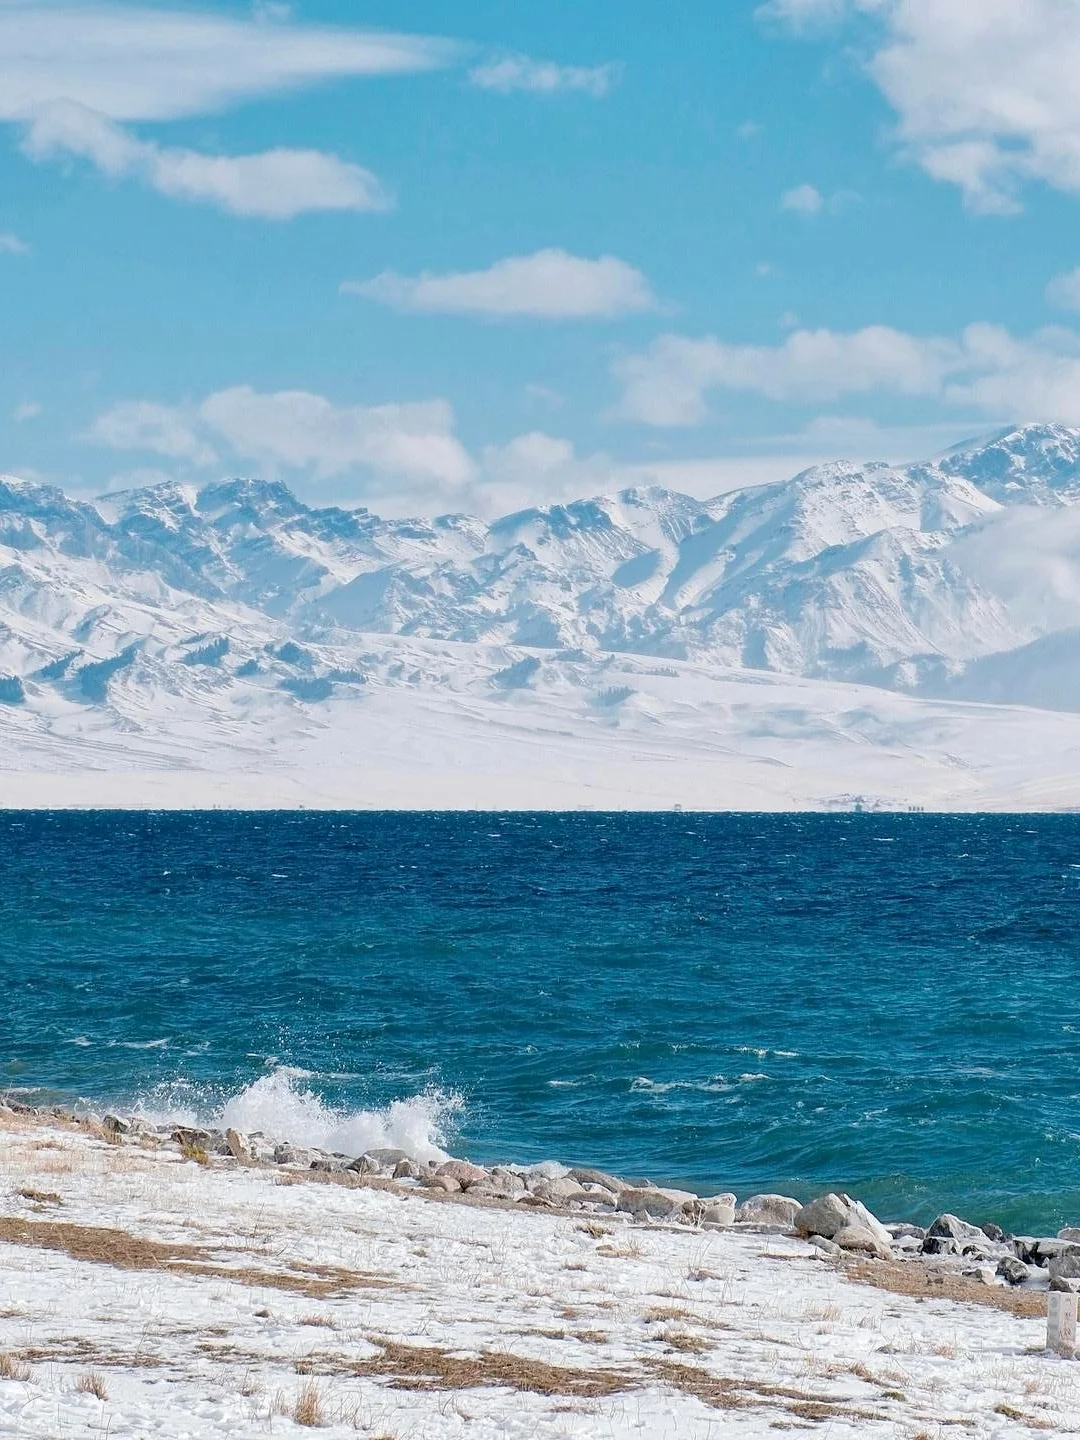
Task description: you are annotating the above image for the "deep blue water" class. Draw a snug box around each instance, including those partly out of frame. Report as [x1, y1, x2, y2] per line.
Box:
[3, 811, 1080, 1232]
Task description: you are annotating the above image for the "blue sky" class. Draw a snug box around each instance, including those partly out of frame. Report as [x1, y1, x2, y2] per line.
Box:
[4, 0, 1080, 514]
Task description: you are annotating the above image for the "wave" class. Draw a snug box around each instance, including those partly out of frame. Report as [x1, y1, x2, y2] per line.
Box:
[133, 1069, 460, 1165]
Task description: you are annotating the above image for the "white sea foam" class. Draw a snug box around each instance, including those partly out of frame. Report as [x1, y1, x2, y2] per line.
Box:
[631, 1075, 737, 1094]
[137, 1069, 460, 1164]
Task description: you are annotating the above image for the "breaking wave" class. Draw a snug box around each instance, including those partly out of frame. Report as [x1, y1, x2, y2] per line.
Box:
[134, 1068, 460, 1165]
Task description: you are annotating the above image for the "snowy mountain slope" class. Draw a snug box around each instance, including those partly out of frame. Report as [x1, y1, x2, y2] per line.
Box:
[3, 424, 1080, 809]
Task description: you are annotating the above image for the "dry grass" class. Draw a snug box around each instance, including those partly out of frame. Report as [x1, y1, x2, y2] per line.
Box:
[992, 1404, 1056, 1431]
[596, 1242, 644, 1261]
[647, 1360, 885, 1423]
[643, 1305, 696, 1324]
[75, 1371, 109, 1400]
[657, 1330, 712, 1354]
[303, 1335, 887, 1425]
[350, 1340, 631, 1398]
[844, 1257, 1046, 1318]
[575, 1221, 610, 1239]
[0, 1352, 32, 1382]
[0, 1216, 393, 1299]
[294, 1379, 326, 1426]
[16, 1187, 63, 1206]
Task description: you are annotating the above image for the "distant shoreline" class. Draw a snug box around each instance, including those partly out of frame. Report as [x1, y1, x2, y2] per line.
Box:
[0, 769, 1073, 813]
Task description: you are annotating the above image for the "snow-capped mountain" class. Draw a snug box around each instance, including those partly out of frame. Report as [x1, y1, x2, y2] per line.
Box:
[3, 424, 1080, 810]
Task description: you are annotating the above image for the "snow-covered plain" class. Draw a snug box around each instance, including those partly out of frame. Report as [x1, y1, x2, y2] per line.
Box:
[1, 1110, 1076, 1439]
[5, 423, 1080, 809]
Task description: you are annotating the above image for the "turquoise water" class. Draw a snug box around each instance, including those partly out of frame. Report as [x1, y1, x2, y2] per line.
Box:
[3, 811, 1080, 1232]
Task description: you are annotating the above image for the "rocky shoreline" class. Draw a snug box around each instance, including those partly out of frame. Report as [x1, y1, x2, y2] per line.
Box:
[3, 1092, 1076, 1301]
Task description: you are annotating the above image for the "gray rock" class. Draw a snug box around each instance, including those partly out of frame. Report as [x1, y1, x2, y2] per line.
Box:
[568, 1167, 626, 1194]
[699, 1194, 738, 1228]
[523, 1161, 570, 1184]
[806, 1235, 842, 1257]
[103, 1114, 131, 1136]
[886, 1223, 927, 1240]
[616, 1186, 697, 1220]
[997, 1255, 1032, 1286]
[794, 1193, 851, 1239]
[794, 1193, 892, 1250]
[1048, 1248, 1080, 1283]
[1050, 1275, 1080, 1294]
[224, 1128, 252, 1163]
[347, 1154, 383, 1176]
[1014, 1237, 1077, 1267]
[735, 1194, 801, 1229]
[173, 1126, 213, 1151]
[489, 1167, 527, 1195]
[419, 1173, 460, 1194]
[273, 1142, 317, 1167]
[309, 1156, 344, 1173]
[436, 1160, 490, 1188]
[1059, 1227, 1080, 1242]
[393, 1158, 421, 1180]
[922, 1214, 999, 1258]
[530, 1177, 594, 1206]
[981, 1222, 1007, 1243]
[364, 1147, 412, 1167]
[961, 1265, 997, 1286]
[834, 1223, 891, 1260]
[925, 1213, 987, 1244]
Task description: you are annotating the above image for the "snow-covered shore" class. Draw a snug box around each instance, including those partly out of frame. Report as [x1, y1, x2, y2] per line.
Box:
[1, 1104, 1077, 1438]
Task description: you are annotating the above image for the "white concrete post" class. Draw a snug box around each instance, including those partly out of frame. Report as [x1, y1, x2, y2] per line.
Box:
[1048, 1292, 1078, 1357]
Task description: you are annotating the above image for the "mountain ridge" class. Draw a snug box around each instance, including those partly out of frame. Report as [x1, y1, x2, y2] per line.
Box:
[3, 423, 1080, 812]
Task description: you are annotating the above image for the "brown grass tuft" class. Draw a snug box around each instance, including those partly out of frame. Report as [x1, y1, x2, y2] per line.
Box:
[575, 1221, 610, 1239]
[293, 1380, 326, 1427]
[17, 1187, 63, 1206]
[0, 1353, 32, 1382]
[658, 1330, 712, 1354]
[75, 1371, 108, 1400]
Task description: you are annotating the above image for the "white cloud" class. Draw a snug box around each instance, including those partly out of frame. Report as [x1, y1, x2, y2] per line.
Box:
[89, 400, 219, 465]
[757, 0, 884, 28]
[0, 232, 29, 255]
[941, 324, 1080, 422]
[12, 402, 42, 422]
[91, 387, 475, 488]
[524, 383, 566, 409]
[613, 326, 958, 425]
[344, 250, 656, 320]
[200, 388, 473, 484]
[22, 101, 388, 218]
[1047, 268, 1080, 313]
[780, 183, 824, 215]
[613, 322, 1080, 427]
[764, 0, 1080, 213]
[0, 4, 452, 123]
[468, 54, 617, 98]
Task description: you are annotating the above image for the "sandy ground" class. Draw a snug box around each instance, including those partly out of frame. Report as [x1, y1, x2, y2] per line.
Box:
[1, 1115, 1078, 1438]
